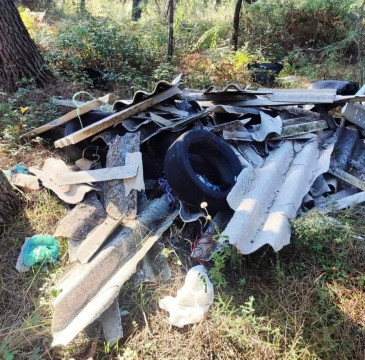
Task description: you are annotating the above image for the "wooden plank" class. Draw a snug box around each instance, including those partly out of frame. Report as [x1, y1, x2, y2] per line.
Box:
[279, 120, 328, 138]
[54, 86, 181, 148]
[329, 168, 365, 192]
[23, 93, 118, 138]
[58, 165, 138, 185]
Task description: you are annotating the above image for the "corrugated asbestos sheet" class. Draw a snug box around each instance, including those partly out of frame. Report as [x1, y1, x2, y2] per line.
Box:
[223, 138, 333, 254]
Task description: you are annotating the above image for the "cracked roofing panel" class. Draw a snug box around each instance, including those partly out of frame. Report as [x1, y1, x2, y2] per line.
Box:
[223, 138, 334, 254]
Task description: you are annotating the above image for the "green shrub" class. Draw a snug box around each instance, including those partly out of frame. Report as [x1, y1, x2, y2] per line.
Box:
[43, 15, 160, 88]
[240, 0, 357, 62]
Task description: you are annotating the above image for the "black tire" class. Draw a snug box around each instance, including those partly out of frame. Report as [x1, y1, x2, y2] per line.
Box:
[164, 129, 242, 212]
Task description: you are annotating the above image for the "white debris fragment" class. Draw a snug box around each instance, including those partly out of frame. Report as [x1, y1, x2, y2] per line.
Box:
[159, 265, 213, 328]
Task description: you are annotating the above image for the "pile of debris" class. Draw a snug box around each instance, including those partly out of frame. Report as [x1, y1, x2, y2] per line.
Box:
[12, 74, 365, 346]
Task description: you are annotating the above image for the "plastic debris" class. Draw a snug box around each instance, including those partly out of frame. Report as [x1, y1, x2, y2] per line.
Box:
[3, 164, 29, 178]
[23, 235, 60, 267]
[159, 265, 214, 328]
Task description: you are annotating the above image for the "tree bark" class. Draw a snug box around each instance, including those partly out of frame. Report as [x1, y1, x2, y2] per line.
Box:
[15, 1, 54, 11]
[80, 0, 86, 12]
[0, 0, 55, 92]
[167, 0, 174, 59]
[357, 0, 365, 86]
[232, 0, 243, 51]
[131, 0, 143, 20]
[0, 171, 20, 232]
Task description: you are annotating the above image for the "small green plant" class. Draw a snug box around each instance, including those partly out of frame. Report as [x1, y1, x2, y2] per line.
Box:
[161, 246, 182, 266]
[0, 340, 18, 360]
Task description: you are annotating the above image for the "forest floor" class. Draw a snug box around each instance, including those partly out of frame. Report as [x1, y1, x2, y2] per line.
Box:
[0, 75, 364, 360]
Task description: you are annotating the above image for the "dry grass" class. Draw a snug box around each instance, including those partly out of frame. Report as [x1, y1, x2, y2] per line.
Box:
[0, 184, 364, 359]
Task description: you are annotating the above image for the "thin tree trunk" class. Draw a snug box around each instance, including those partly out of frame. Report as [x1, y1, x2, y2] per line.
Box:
[80, 0, 86, 11]
[131, 0, 143, 20]
[358, 0, 365, 86]
[0, 0, 55, 92]
[0, 171, 20, 232]
[168, 0, 174, 59]
[232, 0, 243, 51]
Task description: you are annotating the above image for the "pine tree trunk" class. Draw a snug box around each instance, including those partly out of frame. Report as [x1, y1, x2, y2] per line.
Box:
[232, 0, 243, 51]
[0, 0, 55, 92]
[167, 0, 174, 58]
[80, 0, 86, 12]
[0, 171, 20, 231]
[131, 0, 143, 21]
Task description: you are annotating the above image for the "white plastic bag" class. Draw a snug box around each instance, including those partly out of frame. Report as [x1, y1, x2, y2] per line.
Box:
[159, 265, 214, 327]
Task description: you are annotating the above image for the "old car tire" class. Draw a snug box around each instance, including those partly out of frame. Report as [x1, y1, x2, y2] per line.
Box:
[164, 128, 242, 212]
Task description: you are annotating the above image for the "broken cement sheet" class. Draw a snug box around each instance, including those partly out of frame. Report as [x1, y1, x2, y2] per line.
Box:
[223, 138, 334, 254]
[10, 173, 39, 190]
[30, 158, 96, 204]
[223, 111, 282, 142]
[98, 298, 123, 347]
[103, 133, 140, 220]
[274, 120, 328, 139]
[264, 88, 337, 103]
[113, 74, 182, 110]
[124, 152, 145, 196]
[159, 265, 213, 328]
[237, 145, 265, 168]
[329, 167, 365, 191]
[51, 197, 178, 346]
[76, 216, 123, 263]
[58, 164, 138, 186]
[310, 174, 331, 197]
[312, 190, 365, 214]
[141, 108, 213, 144]
[133, 242, 171, 286]
[204, 83, 271, 96]
[54, 193, 107, 241]
[75, 158, 97, 171]
[179, 200, 205, 223]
